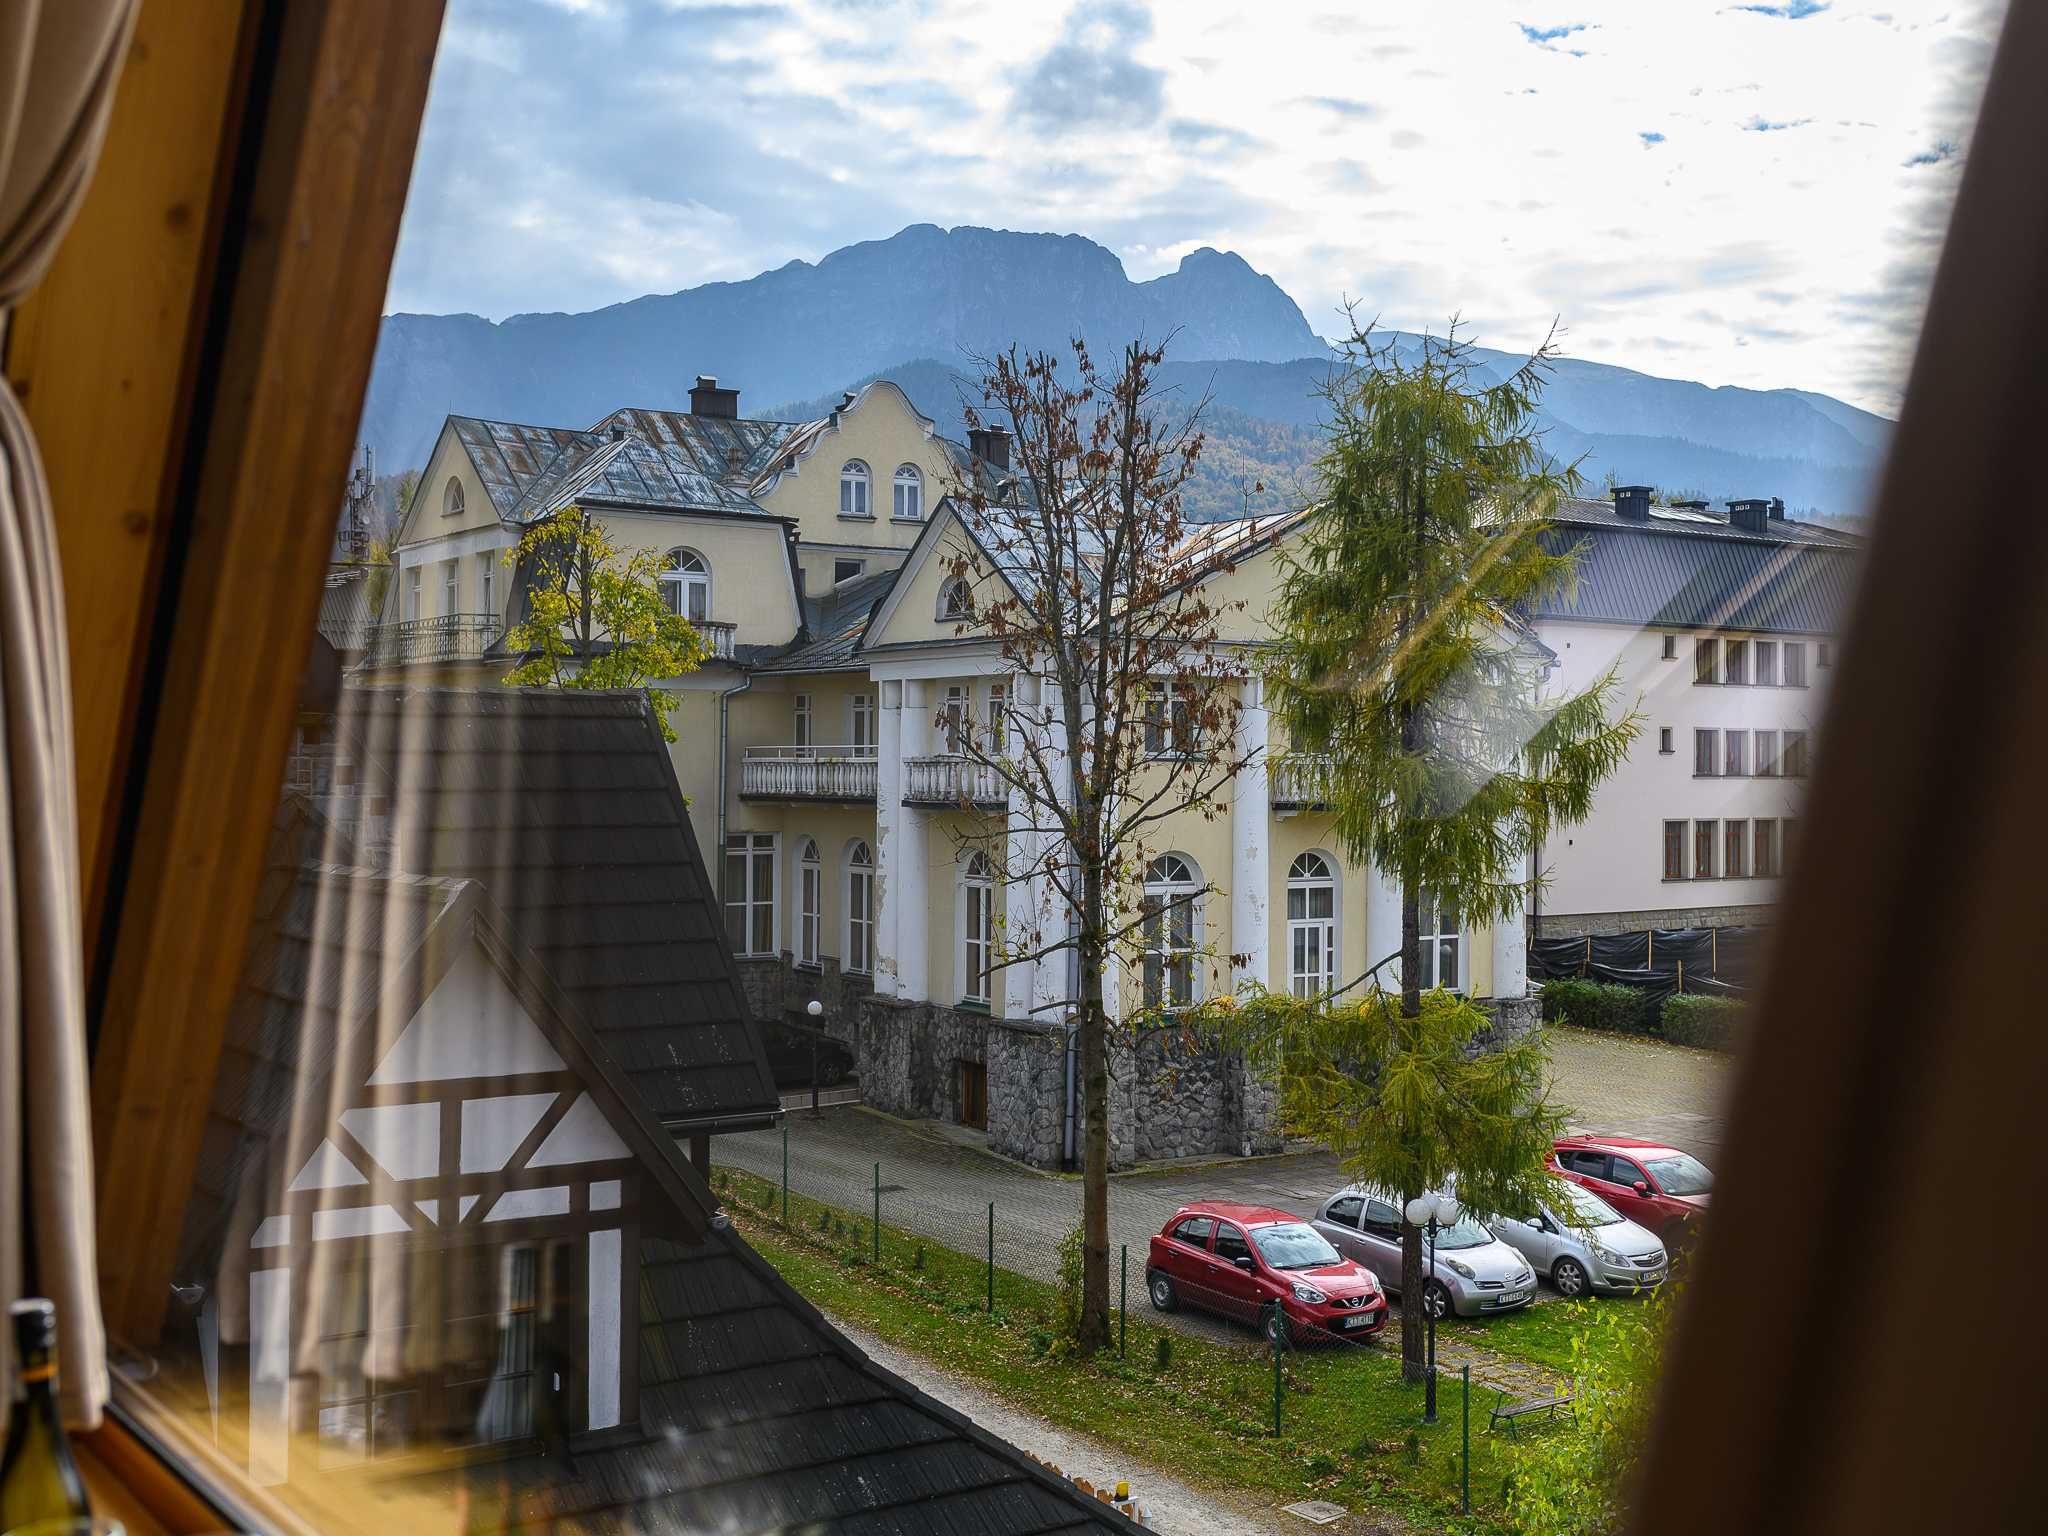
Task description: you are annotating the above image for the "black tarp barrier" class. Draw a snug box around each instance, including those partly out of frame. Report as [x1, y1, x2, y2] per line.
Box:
[1526, 924, 1769, 995]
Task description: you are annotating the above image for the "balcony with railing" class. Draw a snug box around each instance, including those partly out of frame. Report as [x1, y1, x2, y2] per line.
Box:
[1269, 752, 1334, 813]
[903, 755, 1007, 809]
[739, 745, 878, 801]
[362, 613, 502, 666]
[694, 619, 737, 660]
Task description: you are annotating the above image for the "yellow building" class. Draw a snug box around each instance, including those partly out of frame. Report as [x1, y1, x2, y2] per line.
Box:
[370, 374, 1527, 1168]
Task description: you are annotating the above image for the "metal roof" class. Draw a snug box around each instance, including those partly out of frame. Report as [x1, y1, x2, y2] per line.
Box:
[1530, 499, 1864, 633]
[315, 567, 380, 652]
[449, 407, 808, 525]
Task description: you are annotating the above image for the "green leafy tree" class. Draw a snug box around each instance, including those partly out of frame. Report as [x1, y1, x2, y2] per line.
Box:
[500, 506, 708, 739]
[1215, 315, 1640, 1382]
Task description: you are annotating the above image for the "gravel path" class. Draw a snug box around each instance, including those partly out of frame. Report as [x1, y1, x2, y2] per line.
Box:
[829, 1311, 1301, 1536]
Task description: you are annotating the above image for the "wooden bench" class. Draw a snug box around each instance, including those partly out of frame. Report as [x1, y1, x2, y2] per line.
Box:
[1488, 1385, 1578, 1436]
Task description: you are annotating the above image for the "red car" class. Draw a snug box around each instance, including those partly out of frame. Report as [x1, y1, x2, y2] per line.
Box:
[1553, 1135, 1713, 1248]
[1145, 1201, 1387, 1344]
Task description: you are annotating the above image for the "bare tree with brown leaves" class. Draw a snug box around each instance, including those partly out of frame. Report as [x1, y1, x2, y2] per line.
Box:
[932, 337, 1269, 1352]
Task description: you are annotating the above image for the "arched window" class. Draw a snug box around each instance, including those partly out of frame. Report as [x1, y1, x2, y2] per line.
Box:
[660, 548, 710, 622]
[937, 575, 973, 622]
[1287, 851, 1338, 998]
[961, 851, 996, 1006]
[892, 463, 923, 521]
[1141, 854, 1201, 1009]
[845, 841, 875, 975]
[443, 476, 465, 519]
[796, 838, 822, 967]
[1419, 888, 1461, 993]
[840, 460, 871, 517]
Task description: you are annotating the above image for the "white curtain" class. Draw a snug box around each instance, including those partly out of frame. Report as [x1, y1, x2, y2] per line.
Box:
[0, 0, 141, 1432]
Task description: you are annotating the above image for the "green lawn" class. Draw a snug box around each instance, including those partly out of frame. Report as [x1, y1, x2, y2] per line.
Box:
[712, 1164, 1596, 1532]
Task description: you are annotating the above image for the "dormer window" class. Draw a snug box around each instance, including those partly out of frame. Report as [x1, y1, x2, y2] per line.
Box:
[893, 464, 923, 521]
[442, 476, 465, 518]
[937, 575, 973, 622]
[840, 460, 872, 518]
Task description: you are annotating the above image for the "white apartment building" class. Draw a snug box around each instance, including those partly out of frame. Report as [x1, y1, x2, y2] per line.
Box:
[1527, 488, 1859, 938]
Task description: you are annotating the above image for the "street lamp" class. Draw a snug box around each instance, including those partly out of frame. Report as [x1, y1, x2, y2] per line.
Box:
[1405, 1190, 1461, 1424]
[806, 999, 824, 1118]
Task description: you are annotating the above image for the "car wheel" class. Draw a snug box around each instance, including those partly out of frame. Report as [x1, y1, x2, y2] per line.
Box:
[1262, 1306, 1290, 1348]
[1552, 1257, 1590, 1298]
[817, 1057, 847, 1088]
[1147, 1271, 1178, 1312]
[1421, 1280, 1453, 1321]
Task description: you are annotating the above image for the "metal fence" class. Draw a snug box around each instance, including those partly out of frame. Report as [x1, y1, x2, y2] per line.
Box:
[705, 1118, 1552, 1516]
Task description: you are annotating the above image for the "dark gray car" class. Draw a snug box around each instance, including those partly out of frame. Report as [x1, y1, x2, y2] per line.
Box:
[1311, 1184, 1535, 1319]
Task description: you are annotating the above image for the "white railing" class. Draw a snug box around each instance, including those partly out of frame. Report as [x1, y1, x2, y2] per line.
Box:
[903, 755, 1006, 807]
[739, 745, 878, 800]
[1269, 753, 1333, 808]
[694, 619, 737, 660]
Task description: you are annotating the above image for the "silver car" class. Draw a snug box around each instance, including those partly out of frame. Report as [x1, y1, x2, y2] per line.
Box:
[1310, 1184, 1536, 1319]
[1488, 1178, 1668, 1299]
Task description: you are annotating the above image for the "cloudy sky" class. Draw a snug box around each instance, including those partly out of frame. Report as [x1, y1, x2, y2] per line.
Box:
[387, 0, 2005, 415]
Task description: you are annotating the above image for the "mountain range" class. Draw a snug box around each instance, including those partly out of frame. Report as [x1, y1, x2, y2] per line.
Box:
[361, 223, 1891, 521]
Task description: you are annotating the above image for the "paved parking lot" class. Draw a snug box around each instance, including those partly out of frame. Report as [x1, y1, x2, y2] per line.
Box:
[711, 1024, 1730, 1352]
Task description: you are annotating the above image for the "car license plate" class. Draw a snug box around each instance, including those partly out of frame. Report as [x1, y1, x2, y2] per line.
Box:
[1500, 1290, 1527, 1306]
[1343, 1312, 1375, 1329]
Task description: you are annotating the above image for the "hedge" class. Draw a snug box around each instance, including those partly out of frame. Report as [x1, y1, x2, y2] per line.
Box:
[1659, 993, 1745, 1051]
[1540, 977, 1656, 1037]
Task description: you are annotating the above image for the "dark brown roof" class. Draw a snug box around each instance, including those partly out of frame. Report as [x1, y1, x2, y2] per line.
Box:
[339, 686, 781, 1130]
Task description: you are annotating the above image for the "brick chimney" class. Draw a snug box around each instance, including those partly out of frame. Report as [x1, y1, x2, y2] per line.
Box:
[968, 425, 1012, 470]
[1728, 497, 1771, 533]
[689, 375, 740, 419]
[1611, 484, 1653, 521]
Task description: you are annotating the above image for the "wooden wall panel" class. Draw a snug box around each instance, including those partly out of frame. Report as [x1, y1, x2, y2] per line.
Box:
[2, 0, 252, 952]
[72, 0, 447, 1345]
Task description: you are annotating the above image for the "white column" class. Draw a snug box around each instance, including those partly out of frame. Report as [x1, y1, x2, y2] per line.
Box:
[874, 681, 903, 998]
[1491, 881, 1529, 1000]
[1231, 676, 1271, 994]
[1366, 862, 1403, 994]
[249, 1266, 291, 1485]
[896, 680, 931, 1003]
[587, 1227, 622, 1429]
[1032, 679, 1071, 1020]
[1004, 675, 1042, 1022]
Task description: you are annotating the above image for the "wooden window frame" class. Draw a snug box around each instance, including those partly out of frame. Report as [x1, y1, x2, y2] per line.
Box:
[2, 2, 447, 1527]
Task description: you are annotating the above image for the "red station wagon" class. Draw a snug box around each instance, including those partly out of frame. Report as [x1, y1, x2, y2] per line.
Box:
[1552, 1135, 1713, 1249]
[1145, 1201, 1387, 1344]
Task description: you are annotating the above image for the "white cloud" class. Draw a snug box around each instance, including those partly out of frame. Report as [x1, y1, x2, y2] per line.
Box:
[391, 0, 2004, 413]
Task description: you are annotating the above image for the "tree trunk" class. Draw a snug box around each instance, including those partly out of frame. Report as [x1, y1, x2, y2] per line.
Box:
[1075, 861, 1114, 1354]
[1399, 873, 1427, 1383]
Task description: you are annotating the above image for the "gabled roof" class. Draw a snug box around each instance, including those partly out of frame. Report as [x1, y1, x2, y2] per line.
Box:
[756, 565, 900, 674]
[182, 791, 1139, 1534]
[337, 686, 781, 1131]
[1531, 497, 1864, 634]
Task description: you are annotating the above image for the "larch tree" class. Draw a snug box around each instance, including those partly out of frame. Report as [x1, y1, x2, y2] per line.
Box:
[501, 506, 709, 740]
[1204, 317, 1640, 1381]
[934, 338, 1263, 1353]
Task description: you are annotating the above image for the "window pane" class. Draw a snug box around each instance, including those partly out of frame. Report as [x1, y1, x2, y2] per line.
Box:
[1695, 637, 1719, 684]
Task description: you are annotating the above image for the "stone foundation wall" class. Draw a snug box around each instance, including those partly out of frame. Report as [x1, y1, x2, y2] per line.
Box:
[986, 1021, 1068, 1168]
[856, 996, 990, 1125]
[1532, 904, 1773, 941]
[1470, 992, 1542, 1056]
[733, 954, 871, 1050]
[1129, 1031, 1283, 1161]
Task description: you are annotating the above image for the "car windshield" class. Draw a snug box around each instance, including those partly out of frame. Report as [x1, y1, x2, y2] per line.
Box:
[1557, 1181, 1626, 1228]
[1433, 1213, 1493, 1250]
[1250, 1222, 1342, 1269]
[1645, 1153, 1714, 1196]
